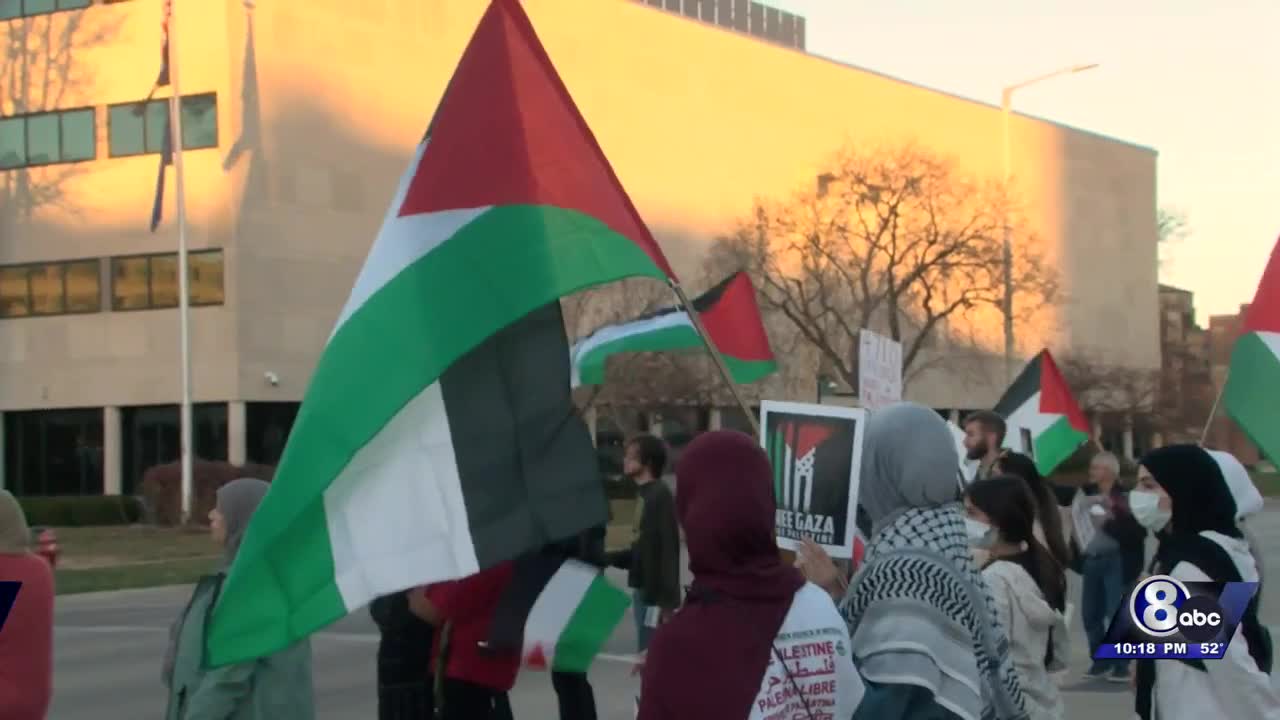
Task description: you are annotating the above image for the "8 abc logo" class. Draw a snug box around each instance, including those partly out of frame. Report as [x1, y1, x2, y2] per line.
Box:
[1130, 575, 1225, 643]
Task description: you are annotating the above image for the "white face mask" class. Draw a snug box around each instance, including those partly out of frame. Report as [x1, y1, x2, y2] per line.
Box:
[965, 518, 996, 548]
[1129, 489, 1172, 531]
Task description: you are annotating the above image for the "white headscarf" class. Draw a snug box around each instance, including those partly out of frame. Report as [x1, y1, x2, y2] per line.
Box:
[1207, 450, 1264, 520]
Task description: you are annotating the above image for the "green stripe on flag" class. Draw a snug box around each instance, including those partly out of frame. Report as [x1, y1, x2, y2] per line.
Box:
[576, 324, 776, 385]
[1032, 415, 1089, 477]
[1225, 331, 1280, 466]
[552, 575, 631, 673]
[207, 204, 667, 667]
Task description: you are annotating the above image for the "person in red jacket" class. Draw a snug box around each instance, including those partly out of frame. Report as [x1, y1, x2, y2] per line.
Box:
[409, 562, 518, 720]
[0, 489, 55, 720]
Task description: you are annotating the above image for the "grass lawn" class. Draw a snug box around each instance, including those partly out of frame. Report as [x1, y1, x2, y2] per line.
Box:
[51, 525, 221, 595]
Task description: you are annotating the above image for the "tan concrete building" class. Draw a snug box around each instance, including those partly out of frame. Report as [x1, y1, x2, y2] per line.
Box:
[0, 0, 1160, 496]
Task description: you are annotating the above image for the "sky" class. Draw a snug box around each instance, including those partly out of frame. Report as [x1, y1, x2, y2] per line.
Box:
[770, 0, 1279, 324]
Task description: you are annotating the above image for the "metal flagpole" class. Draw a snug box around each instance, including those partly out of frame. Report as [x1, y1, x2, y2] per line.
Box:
[666, 279, 760, 435]
[166, 0, 195, 523]
[1199, 375, 1228, 446]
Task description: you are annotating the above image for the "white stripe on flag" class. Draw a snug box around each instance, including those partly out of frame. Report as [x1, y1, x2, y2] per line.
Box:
[524, 561, 598, 662]
[569, 311, 693, 388]
[323, 380, 480, 611]
[801, 449, 814, 513]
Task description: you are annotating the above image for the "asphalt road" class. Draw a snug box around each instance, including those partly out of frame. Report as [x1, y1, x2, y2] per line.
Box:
[51, 505, 1280, 719]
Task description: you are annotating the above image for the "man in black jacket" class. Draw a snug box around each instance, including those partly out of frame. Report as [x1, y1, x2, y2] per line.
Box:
[548, 524, 607, 720]
[606, 435, 681, 653]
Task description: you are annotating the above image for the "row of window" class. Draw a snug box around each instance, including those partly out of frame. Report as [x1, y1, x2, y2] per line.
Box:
[0, 94, 218, 170]
[0, 0, 130, 22]
[0, 250, 224, 318]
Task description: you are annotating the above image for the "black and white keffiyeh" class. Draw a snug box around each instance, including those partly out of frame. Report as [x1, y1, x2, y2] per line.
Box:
[841, 504, 1030, 720]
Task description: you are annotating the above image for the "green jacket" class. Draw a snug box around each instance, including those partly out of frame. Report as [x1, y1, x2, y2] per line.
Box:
[164, 574, 315, 720]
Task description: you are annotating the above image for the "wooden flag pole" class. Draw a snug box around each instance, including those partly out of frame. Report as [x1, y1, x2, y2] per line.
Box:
[667, 279, 760, 435]
[1199, 375, 1228, 446]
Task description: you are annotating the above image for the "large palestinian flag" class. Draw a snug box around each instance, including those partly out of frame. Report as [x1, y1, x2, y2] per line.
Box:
[206, 0, 677, 666]
[994, 349, 1090, 476]
[1225, 234, 1280, 466]
[569, 271, 776, 387]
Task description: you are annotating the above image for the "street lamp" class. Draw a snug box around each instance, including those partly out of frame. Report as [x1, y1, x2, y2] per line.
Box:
[1000, 63, 1099, 382]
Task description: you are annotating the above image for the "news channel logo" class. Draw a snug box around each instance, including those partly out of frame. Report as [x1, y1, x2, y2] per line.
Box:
[1095, 574, 1259, 660]
[0, 581, 20, 634]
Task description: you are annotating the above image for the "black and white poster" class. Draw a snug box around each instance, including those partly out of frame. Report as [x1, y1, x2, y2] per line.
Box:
[760, 401, 867, 559]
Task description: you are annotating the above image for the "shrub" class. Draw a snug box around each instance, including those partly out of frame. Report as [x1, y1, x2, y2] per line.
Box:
[18, 495, 144, 527]
[140, 459, 276, 527]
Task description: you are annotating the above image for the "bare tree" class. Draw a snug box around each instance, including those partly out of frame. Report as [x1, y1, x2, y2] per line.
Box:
[1, 10, 121, 224]
[1157, 206, 1190, 270]
[710, 142, 1055, 390]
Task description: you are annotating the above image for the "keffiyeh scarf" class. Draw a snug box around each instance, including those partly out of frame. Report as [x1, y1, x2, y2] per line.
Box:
[841, 504, 1029, 720]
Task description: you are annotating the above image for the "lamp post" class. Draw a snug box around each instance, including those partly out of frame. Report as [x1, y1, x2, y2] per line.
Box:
[1000, 63, 1098, 382]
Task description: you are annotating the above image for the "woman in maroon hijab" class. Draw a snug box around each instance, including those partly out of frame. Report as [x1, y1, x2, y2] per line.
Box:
[638, 431, 864, 720]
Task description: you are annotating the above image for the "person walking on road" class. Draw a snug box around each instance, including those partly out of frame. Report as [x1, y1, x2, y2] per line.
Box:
[606, 435, 681, 653]
[163, 478, 315, 720]
[0, 490, 55, 720]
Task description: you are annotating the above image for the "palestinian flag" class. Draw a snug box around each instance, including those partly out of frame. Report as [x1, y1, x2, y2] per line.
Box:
[569, 271, 776, 387]
[487, 555, 630, 672]
[994, 349, 1090, 476]
[1225, 234, 1280, 466]
[769, 421, 834, 514]
[206, 0, 677, 666]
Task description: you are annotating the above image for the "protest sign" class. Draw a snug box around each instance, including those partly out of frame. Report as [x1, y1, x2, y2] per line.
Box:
[761, 401, 866, 559]
[857, 329, 902, 410]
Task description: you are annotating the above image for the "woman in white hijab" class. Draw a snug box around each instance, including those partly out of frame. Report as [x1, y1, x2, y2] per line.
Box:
[1207, 450, 1265, 592]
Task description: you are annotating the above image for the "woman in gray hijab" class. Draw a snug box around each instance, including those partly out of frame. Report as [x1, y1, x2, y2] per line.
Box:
[162, 478, 314, 720]
[842, 403, 1030, 720]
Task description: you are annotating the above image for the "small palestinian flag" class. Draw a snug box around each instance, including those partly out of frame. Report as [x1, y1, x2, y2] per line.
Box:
[570, 271, 776, 387]
[994, 349, 1090, 476]
[488, 555, 630, 673]
[206, 0, 678, 666]
[1225, 234, 1280, 466]
[770, 421, 834, 513]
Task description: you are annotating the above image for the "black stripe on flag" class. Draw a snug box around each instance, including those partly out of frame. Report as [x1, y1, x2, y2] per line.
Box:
[486, 552, 564, 653]
[993, 352, 1042, 418]
[439, 301, 608, 569]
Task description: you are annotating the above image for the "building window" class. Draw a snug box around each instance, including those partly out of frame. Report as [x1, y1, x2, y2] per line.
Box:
[3, 408, 104, 496]
[0, 0, 91, 21]
[0, 107, 95, 169]
[246, 402, 300, 467]
[107, 93, 218, 158]
[120, 403, 227, 495]
[0, 259, 101, 318]
[110, 249, 224, 311]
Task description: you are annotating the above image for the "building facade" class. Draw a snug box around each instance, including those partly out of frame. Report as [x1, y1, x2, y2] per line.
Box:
[1207, 304, 1263, 465]
[0, 0, 1160, 496]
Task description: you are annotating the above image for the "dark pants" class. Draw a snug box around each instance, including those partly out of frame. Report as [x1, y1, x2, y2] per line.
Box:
[439, 679, 513, 720]
[1081, 551, 1126, 671]
[551, 671, 597, 720]
[376, 635, 434, 719]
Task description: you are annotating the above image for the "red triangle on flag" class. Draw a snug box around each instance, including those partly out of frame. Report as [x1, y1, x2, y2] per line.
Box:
[1244, 235, 1280, 334]
[525, 643, 549, 670]
[399, 0, 676, 280]
[1036, 350, 1090, 434]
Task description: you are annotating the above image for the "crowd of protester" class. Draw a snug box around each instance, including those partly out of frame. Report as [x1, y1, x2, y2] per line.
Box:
[0, 401, 1276, 719]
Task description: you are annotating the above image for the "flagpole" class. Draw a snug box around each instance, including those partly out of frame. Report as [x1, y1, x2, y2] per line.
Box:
[1199, 374, 1227, 446]
[666, 279, 760, 435]
[166, 0, 195, 523]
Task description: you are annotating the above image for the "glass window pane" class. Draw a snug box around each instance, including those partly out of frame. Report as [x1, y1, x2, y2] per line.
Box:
[59, 109, 95, 162]
[25, 113, 59, 165]
[28, 263, 64, 315]
[111, 257, 150, 310]
[181, 94, 217, 150]
[150, 254, 179, 308]
[0, 0, 20, 21]
[57, 0, 92, 9]
[0, 268, 29, 317]
[108, 103, 145, 157]
[24, 0, 55, 14]
[65, 260, 100, 313]
[145, 100, 169, 154]
[0, 118, 24, 169]
[188, 251, 224, 305]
